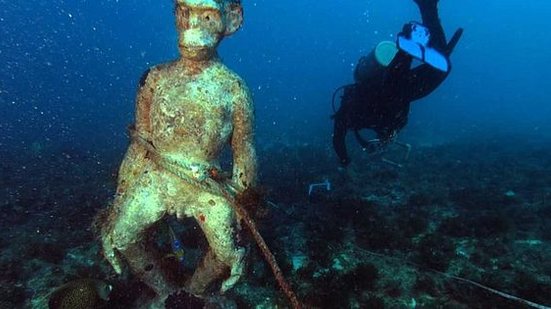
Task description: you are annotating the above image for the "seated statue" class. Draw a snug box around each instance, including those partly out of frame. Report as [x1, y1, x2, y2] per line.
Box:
[98, 0, 256, 304]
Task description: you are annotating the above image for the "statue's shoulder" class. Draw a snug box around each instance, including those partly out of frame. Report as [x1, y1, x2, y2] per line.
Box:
[138, 61, 177, 88]
[211, 62, 249, 91]
[220, 69, 252, 108]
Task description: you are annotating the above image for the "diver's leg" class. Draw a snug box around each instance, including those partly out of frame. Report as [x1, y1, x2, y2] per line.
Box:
[333, 115, 350, 166]
[101, 170, 174, 299]
[188, 193, 245, 295]
[404, 64, 448, 101]
[415, 0, 447, 51]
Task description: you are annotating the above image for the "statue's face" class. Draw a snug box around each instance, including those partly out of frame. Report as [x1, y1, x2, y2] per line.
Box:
[175, 0, 242, 60]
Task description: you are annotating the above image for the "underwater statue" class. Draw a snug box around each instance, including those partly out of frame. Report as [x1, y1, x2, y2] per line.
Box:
[98, 0, 256, 304]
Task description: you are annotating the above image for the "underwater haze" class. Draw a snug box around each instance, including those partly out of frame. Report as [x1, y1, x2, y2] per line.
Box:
[1, 0, 551, 308]
[3, 0, 551, 152]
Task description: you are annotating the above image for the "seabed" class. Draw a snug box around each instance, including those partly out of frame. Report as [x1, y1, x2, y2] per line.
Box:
[1, 136, 550, 308]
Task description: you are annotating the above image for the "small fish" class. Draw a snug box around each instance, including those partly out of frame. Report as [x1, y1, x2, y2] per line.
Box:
[167, 225, 185, 266]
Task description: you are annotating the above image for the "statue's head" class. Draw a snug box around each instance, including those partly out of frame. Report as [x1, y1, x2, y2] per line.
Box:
[175, 0, 243, 60]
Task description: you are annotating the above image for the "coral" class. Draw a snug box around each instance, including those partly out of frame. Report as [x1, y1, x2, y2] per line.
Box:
[341, 263, 380, 292]
[439, 213, 512, 239]
[305, 270, 351, 308]
[26, 242, 66, 264]
[0, 280, 26, 308]
[514, 271, 551, 305]
[449, 187, 517, 211]
[406, 192, 433, 207]
[360, 296, 385, 308]
[472, 214, 512, 237]
[416, 234, 455, 271]
[395, 207, 429, 238]
[438, 216, 472, 238]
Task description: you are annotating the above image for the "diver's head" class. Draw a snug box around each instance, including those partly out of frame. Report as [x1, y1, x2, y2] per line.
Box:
[174, 0, 243, 60]
[354, 41, 398, 83]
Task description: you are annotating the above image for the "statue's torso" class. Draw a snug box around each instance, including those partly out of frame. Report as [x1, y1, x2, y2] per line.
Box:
[148, 62, 241, 166]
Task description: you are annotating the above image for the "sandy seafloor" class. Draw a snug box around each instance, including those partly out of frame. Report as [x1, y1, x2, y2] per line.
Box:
[1, 135, 550, 308]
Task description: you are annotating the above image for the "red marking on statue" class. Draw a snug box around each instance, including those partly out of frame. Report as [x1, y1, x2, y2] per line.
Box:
[199, 214, 206, 223]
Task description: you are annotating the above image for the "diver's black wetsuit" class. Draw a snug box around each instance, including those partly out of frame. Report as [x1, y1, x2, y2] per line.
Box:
[332, 0, 459, 166]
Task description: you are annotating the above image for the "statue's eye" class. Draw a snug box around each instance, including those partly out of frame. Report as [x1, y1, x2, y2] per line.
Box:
[203, 11, 219, 21]
[202, 11, 221, 28]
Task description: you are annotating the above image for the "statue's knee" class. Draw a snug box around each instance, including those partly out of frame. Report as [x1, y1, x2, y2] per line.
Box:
[106, 223, 139, 252]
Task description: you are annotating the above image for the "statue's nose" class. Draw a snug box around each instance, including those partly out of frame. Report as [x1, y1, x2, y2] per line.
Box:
[188, 14, 201, 28]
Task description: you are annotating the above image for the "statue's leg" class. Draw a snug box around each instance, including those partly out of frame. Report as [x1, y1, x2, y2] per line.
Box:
[187, 192, 246, 295]
[101, 168, 175, 299]
[186, 248, 226, 294]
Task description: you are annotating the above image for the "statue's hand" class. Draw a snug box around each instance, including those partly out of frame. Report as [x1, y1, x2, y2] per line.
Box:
[101, 233, 123, 275]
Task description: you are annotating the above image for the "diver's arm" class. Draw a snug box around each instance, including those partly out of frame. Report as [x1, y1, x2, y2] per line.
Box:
[230, 84, 258, 191]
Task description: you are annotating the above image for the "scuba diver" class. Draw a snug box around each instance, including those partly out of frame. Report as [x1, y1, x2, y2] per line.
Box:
[332, 0, 463, 166]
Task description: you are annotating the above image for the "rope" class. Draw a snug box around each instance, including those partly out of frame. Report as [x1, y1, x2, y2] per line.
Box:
[359, 249, 551, 309]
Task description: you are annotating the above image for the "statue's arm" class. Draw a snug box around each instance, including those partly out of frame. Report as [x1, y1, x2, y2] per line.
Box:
[230, 82, 257, 191]
[135, 68, 154, 135]
[115, 68, 155, 192]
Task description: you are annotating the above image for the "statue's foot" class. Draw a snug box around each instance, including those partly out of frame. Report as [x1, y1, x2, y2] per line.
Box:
[165, 290, 207, 308]
[135, 293, 168, 309]
[220, 248, 246, 293]
[101, 234, 123, 274]
[186, 249, 227, 295]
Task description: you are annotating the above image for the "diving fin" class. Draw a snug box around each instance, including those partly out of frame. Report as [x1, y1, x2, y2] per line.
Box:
[445, 27, 464, 55]
[397, 22, 450, 72]
[397, 35, 450, 72]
